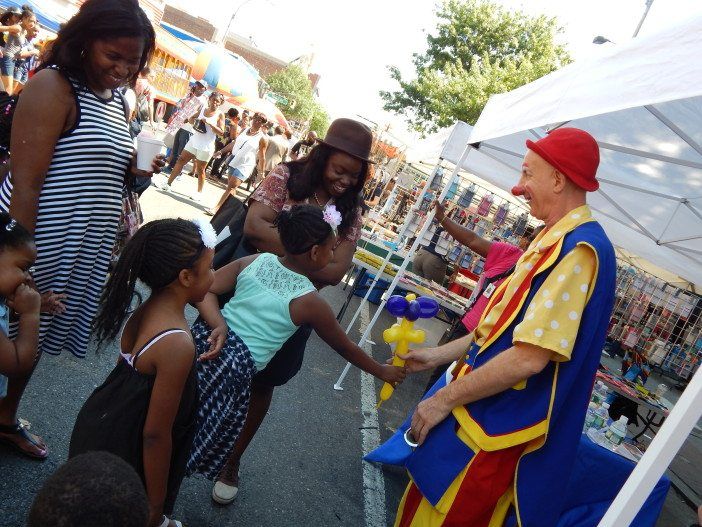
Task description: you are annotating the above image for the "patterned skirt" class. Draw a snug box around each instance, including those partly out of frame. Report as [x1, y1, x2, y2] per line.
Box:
[187, 320, 257, 480]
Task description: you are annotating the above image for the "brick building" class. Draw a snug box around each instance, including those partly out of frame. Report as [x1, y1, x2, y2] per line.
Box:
[161, 5, 216, 41]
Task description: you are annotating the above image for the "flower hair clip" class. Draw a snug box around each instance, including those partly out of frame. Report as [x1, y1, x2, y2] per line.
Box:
[192, 218, 217, 249]
[5, 218, 16, 232]
[322, 204, 342, 234]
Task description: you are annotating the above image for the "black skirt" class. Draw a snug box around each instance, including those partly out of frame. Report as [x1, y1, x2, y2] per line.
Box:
[69, 357, 198, 515]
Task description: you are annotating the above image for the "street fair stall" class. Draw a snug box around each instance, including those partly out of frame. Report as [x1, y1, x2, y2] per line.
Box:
[455, 15, 702, 525]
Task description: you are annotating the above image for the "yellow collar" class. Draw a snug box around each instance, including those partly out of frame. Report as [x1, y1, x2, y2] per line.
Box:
[528, 205, 593, 254]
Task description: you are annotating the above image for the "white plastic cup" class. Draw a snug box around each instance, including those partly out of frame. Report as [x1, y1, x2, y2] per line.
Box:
[136, 134, 165, 171]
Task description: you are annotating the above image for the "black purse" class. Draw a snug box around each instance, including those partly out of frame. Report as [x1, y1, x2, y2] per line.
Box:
[210, 194, 257, 271]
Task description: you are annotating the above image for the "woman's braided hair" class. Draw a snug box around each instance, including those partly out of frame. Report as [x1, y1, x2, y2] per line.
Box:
[93, 219, 204, 344]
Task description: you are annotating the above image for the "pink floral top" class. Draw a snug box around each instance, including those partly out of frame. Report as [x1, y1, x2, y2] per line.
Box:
[251, 163, 363, 244]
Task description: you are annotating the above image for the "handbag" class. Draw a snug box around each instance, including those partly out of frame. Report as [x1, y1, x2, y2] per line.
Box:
[112, 187, 144, 263]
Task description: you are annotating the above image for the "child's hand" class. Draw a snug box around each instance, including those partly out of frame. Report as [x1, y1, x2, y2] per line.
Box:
[40, 290, 67, 315]
[379, 364, 407, 385]
[7, 283, 40, 315]
[198, 325, 228, 362]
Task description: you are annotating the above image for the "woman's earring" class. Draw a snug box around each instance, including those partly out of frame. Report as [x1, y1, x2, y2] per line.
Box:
[80, 49, 86, 59]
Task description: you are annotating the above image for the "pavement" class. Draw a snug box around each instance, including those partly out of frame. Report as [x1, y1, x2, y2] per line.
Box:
[0, 176, 699, 526]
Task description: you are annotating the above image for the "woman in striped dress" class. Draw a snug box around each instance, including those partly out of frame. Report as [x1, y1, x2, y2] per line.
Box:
[0, 0, 161, 459]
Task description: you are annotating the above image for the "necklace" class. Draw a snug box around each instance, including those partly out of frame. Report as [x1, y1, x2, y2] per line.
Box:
[313, 192, 324, 207]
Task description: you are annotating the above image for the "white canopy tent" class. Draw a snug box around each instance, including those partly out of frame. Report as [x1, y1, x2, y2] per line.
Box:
[451, 15, 702, 526]
[464, 15, 702, 287]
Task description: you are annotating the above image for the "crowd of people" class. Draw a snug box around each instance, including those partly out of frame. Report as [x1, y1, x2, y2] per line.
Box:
[0, 0, 664, 526]
[0, 1, 405, 525]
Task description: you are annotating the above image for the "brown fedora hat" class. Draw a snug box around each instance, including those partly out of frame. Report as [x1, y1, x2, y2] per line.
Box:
[317, 118, 375, 163]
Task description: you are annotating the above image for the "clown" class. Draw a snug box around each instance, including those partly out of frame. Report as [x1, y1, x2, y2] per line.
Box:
[368, 128, 617, 526]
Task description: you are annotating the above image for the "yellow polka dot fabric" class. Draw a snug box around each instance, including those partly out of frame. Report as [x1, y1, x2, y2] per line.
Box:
[513, 244, 596, 361]
[474, 205, 598, 362]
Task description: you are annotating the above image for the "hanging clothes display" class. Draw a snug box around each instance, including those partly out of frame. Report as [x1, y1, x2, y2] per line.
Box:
[458, 183, 477, 208]
[494, 202, 510, 226]
[476, 193, 494, 216]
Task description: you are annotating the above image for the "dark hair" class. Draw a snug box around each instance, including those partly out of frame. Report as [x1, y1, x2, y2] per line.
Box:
[39, 0, 156, 88]
[275, 204, 333, 255]
[274, 125, 284, 135]
[0, 8, 33, 46]
[27, 451, 148, 527]
[285, 143, 368, 236]
[0, 92, 18, 159]
[93, 218, 204, 344]
[140, 66, 151, 76]
[0, 212, 33, 251]
[227, 107, 239, 119]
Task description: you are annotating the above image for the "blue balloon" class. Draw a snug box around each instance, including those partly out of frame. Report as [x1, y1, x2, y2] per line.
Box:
[386, 295, 409, 318]
[405, 300, 421, 321]
[417, 296, 440, 319]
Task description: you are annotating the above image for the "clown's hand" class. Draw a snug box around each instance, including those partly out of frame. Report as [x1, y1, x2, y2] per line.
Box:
[395, 348, 437, 373]
[410, 391, 453, 445]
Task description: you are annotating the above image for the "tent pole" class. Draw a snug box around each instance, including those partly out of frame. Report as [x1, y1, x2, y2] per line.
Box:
[598, 365, 702, 526]
[632, 0, 655, 38]
[332, 161, 442, 391]
[332, 144, 474, 390]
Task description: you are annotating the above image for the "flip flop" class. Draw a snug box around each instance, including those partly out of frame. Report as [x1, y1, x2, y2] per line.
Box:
[0, 420, 48, 459]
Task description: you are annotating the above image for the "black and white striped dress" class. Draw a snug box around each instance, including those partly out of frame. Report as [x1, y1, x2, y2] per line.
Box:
[0, 67, 133, 357]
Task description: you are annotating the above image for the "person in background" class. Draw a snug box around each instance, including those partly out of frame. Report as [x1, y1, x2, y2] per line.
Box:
[134, 66, 154, 128]
[0, 7, 36, 95]
[11, 24, 39, 95]
[163, 80, 207, 173]
[205, 112, 265, 215]
[69, 218, 213, 527]
[290, 130, 317, 160]
[0, 0, 161, 459]
[211, 118, 372, 504]
[258, 125, 289, 179]
[283, 128, 293, 159]
[423, 200, 540, 390]
[158, 91, 225, 203]
[27, 451, 150, 527]
[411, 218, 449, 285]
[238, 110, 250, 132]
[209, 107, 239, 178]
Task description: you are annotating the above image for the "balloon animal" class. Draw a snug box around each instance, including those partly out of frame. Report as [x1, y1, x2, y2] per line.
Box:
[378, 293, 440, 408]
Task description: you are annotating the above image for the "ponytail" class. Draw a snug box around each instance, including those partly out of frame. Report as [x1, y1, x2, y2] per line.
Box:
[274, 204, 333, 255]
[93, 219, 204, 345]
[0, 212, 33, 251]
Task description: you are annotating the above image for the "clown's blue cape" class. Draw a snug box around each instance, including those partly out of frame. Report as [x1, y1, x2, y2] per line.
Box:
[366, 221, 617, 527]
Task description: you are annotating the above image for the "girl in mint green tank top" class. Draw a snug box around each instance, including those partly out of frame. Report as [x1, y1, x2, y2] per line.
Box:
[187, 205, 407, 480]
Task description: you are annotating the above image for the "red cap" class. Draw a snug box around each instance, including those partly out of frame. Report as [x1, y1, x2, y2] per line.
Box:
[526, 128, 600, 191]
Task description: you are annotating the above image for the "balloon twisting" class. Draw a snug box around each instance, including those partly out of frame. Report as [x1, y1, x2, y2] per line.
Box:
[377, 294, 440, 408]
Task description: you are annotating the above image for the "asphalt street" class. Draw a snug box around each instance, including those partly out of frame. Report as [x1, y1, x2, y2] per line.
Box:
[0, 178, 698, 526]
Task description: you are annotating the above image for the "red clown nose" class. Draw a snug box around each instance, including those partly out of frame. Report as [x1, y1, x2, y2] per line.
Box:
[511, 185, 525, 196]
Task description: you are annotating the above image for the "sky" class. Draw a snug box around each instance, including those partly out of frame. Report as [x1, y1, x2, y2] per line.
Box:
[170, 0, 702, 144]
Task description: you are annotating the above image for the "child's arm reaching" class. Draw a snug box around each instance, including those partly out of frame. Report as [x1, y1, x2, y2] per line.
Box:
[0, 283, 40, 376]
[291, 292, 406, 384]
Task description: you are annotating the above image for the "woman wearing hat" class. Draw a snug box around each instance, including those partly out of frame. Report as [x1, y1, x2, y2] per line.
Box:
[209, 118, 373, 505]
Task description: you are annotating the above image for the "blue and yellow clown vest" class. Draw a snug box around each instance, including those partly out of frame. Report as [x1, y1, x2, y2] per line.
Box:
[367, 221, 616, 527]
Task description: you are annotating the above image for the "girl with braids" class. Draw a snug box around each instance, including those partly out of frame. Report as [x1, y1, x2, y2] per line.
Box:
[69, 218, 217, 527]
[0, 0, 163, 460]
[188, 204, 406, 503]
[217, 118, 374, 501]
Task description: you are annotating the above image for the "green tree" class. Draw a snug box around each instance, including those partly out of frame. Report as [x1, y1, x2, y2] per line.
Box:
[308, 102, 330, 136]
[381, 0, 571, 133]
[265, 64, 316, 123]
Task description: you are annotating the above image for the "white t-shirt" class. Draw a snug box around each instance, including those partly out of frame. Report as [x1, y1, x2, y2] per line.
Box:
[188, 107, 220, 150]
[228, 128, 264, 179]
